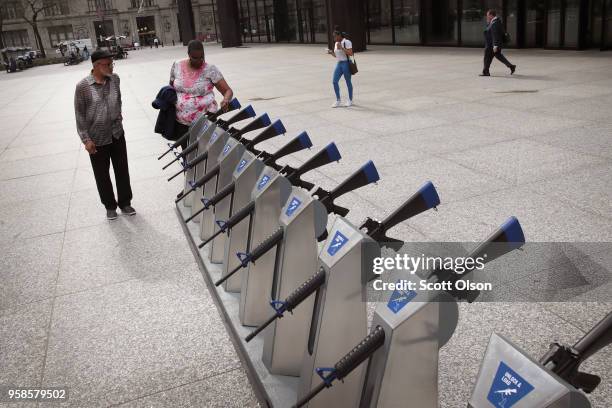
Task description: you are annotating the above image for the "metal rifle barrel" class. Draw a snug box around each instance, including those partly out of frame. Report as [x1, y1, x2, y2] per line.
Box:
[214, 227, 283, 286]
[175, 163, 220, 203]
[293, 325, 385, 408]
[167, 165, 187, 182]
[198, 200, 255, 248]
[167, 150, 209, 181]
[184, 205, 205, 224]
[293, 383, 328, 408]
[215, 263, 243, 286]
[162, 154, 181, 170]
[183, 183, 235, 224]
[245, 314, 278, 342]
[175, 186, 195, 203]
[162, 142, 198, 170]
[198, 227, 225, 248]
[158, 130, 191, 160]
[245, 268, 326, 343]
[573, 311, 612, 362]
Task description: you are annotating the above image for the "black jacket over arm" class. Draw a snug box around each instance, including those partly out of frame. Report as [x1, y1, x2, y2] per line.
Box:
[152, 86, 177, 141]
[484, 18, 504, 48]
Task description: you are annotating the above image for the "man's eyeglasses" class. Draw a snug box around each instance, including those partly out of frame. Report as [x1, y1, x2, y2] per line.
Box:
[189, 55, 204, 61]
[98, 61, 115, 68]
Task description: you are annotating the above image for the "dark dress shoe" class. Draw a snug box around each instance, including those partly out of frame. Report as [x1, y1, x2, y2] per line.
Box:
[510, 65, 516, 75]
[479, 72, 491, 77]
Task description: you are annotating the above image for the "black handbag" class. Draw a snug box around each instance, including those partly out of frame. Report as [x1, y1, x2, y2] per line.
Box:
[348, 55, 358, 75]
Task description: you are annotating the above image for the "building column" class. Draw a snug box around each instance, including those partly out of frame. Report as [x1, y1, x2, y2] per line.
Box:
[130, 16, 139, 45]
[154, 12, 162, 43]
[326, 0, 367, 52]
[273, 0, 290, 42]
[217, 0, 242, 47]
[177, 0, 196, 45]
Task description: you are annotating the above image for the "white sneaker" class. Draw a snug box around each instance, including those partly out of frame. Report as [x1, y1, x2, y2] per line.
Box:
[345, 100, 353, 107]
[331, 100, 341, 108]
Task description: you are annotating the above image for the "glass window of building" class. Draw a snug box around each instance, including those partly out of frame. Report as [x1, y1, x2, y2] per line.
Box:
[1, 1, 24, 20]
[547, 0, 562, 47]
[367, 0, 393, 44]
[564, 0, 580, 47]
[525, 0, 546, 47]
[424, 0, 458, 45]
[2, 29, 29, 47]
[394, 0, 420, 44]
[131, 0, 156, 7]
[606, 0, 612, 47]
[253, 0, 268, 42]
[296, 1, 312, 42]
[589, 0, 604, 47]
[88, 0, 113, 12]
[311, 0, 328, 43]
[48, 25, 74, 47]
[239, 0, 250, 41]
[295, 0, 326, 43]
[43, 0, 70, 17]
[286, 0, 299, 42]
[461, 1, 502, 47]
[461, 0, 486, 46]
[505, 0, 518, 47]
[264, 1, 275, 42]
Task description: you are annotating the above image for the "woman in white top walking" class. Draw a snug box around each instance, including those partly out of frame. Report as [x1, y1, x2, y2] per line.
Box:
[327, 29, 354, 107]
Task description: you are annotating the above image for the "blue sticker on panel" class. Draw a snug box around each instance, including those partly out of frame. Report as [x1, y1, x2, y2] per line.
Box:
[210, 131, 220, 144]
[386, 287, 417, 314]
[257, 175, 271, 190]
[327, 231, 349, 256]
[285, 197, 302, 217]
[236, 159, 248, 173]
[222, 144, 231, 155]
[486, 361, 534, 408]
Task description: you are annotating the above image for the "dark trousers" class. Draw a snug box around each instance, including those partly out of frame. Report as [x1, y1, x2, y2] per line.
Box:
[483, 47, 513, 74]
[89, 135, 133, 210]
[174, 121, 190, 151]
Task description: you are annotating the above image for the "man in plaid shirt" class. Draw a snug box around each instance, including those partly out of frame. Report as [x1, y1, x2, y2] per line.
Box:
[74, 49, 135, 220]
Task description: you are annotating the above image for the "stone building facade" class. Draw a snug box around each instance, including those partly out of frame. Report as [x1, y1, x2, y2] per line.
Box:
[1, 0, 219, 53]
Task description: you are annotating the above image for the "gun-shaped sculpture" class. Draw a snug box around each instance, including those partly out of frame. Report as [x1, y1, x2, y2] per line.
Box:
[183, 132, 313, 223]
[157, 98, 241, 160]
[167, 111, 271, 179]
[312, 159, 379, 217]
[174, 115, 281, 201]
[540, 311, 612, 393]
[196, 143, 342, 247]
[360, 181, 440, 251]
[161, 104, 257, 170]
[294, 326, 386, 408]
[245, 268, 326, 342]
[171, 113, 278, 181]
[427, 216, 526, 302]
[279, 142, 342, 192]
[209, 161, 380, 285]
[244, 182, 441, 344]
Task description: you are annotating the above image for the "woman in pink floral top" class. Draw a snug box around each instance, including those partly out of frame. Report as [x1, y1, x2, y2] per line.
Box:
[169, 40, 233, 147]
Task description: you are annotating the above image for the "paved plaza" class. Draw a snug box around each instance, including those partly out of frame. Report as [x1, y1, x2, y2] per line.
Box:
[1, 44, 611, 407]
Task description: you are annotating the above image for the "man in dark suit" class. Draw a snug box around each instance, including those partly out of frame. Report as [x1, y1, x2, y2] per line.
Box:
[481, 9, 516, 76]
